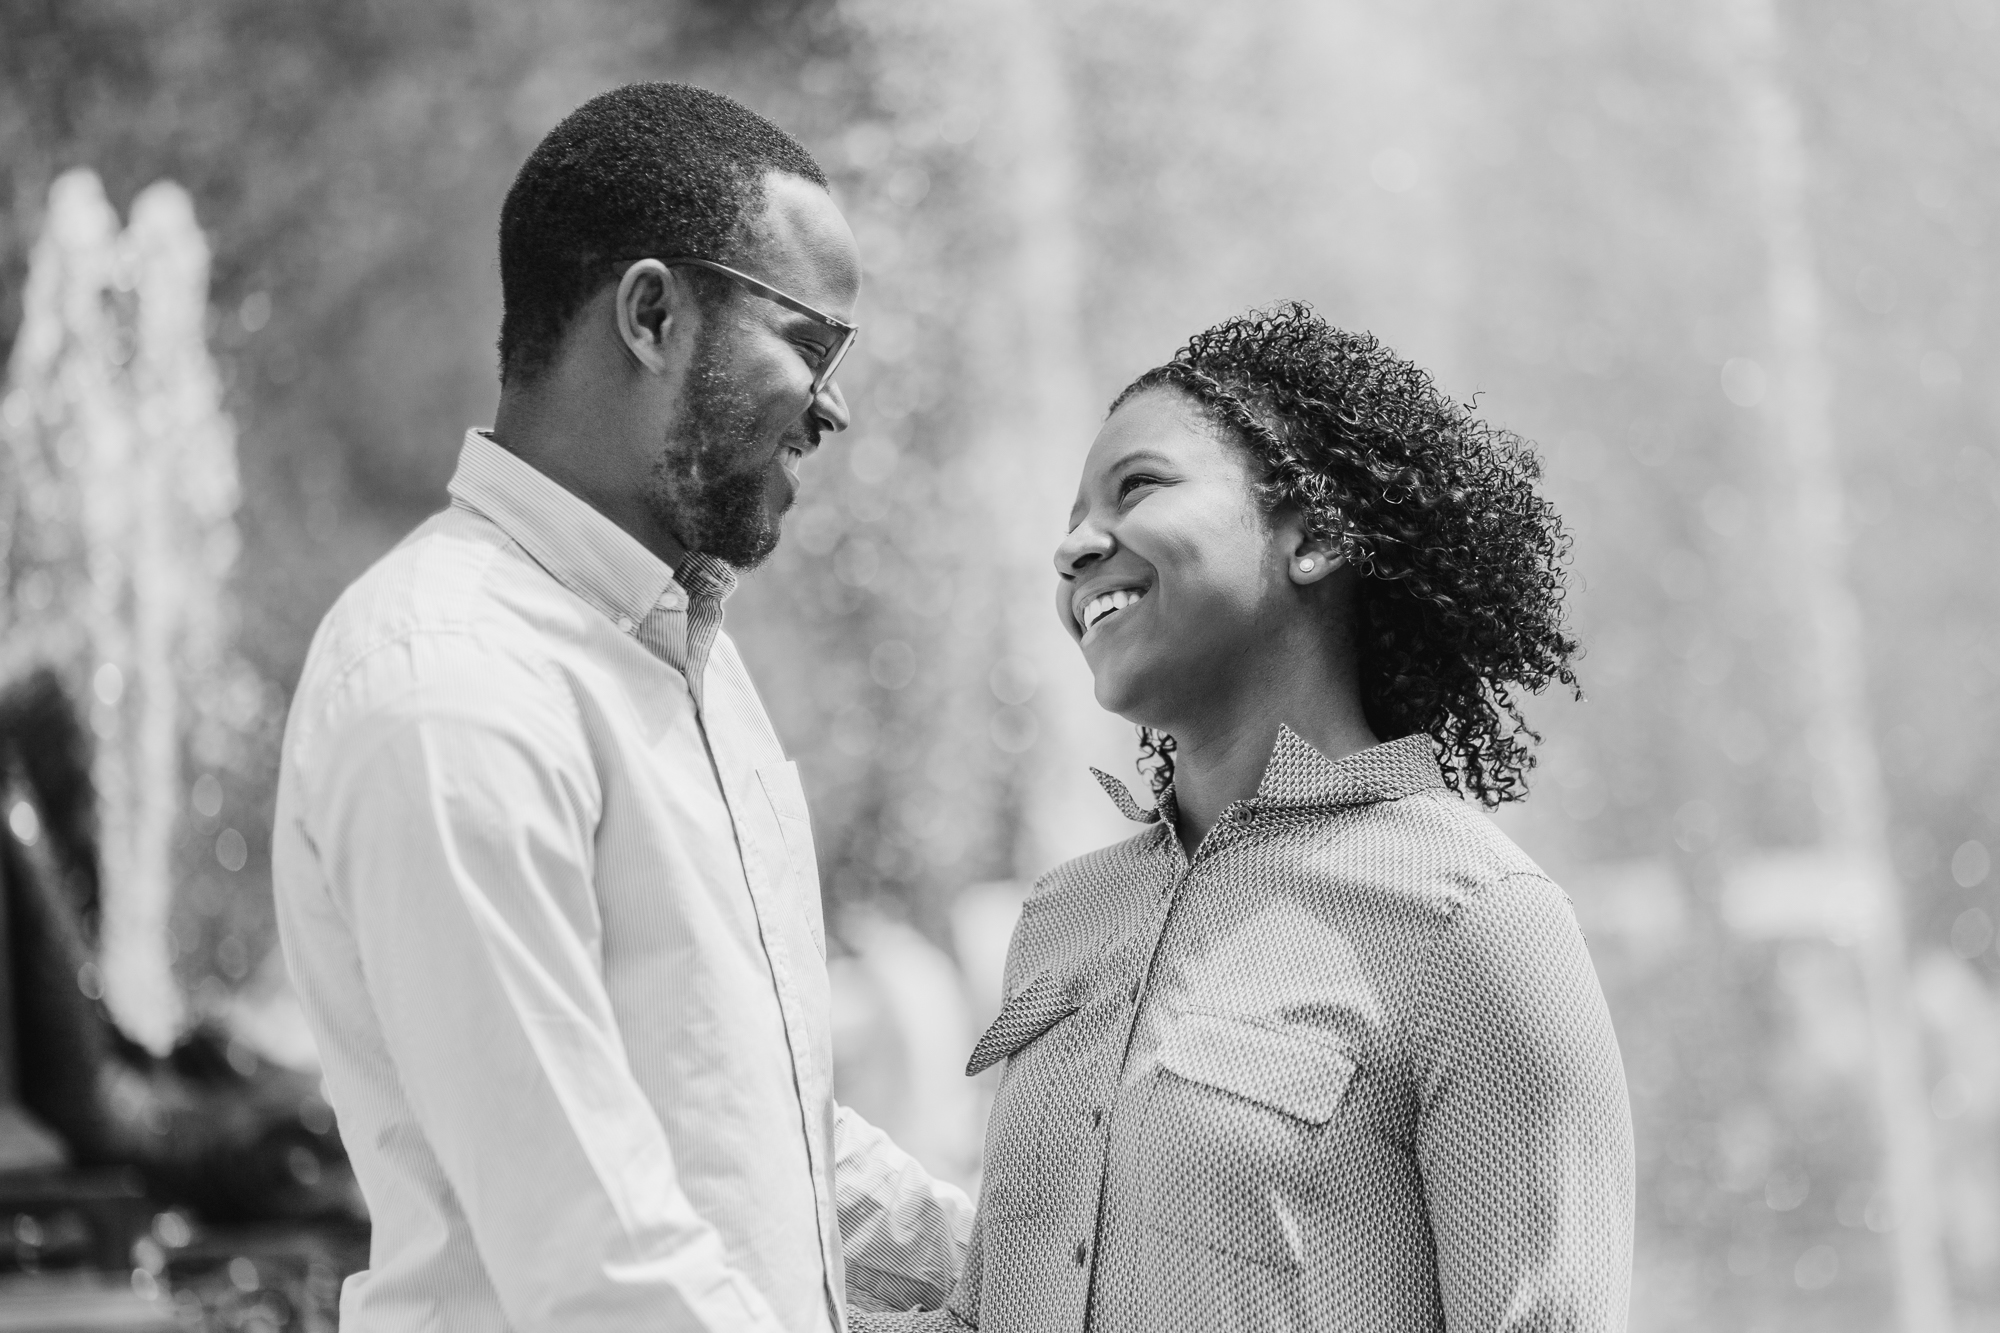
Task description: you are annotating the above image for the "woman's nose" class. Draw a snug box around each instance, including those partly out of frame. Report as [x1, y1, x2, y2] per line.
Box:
[1053, 516, 1112, 575]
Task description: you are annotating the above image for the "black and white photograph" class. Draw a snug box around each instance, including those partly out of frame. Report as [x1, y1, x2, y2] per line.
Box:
[0, 1, 1995, 1330]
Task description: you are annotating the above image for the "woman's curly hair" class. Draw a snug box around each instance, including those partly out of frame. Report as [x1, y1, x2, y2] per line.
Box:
[1114, 302, 1579, 807]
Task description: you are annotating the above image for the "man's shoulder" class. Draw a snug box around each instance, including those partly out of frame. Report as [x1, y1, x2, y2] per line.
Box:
[291, 505, 578, 730]
[306, 507, 490, 658]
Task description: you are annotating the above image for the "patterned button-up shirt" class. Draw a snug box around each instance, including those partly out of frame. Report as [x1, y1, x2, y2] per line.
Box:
[274, 430, 969, 1333]
[857, 728, 1632, 1333]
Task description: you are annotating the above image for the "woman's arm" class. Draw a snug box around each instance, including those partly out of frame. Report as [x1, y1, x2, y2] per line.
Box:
[1412, 872, 1635, 1331]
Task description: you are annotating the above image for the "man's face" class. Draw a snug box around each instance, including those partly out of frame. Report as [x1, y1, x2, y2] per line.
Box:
[647, 173, 860, 568]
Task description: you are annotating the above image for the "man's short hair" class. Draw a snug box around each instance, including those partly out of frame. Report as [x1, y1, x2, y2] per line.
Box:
[497, 82, 827, 385]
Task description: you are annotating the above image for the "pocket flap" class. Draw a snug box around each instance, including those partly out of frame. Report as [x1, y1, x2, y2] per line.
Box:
[1156, 1012, 1356, 1125]
[757, 762, 812, 823]
[966, 969, 1082, 1076]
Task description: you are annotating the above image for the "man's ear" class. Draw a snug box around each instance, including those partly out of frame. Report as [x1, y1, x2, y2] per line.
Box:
[614, 260, 684, 372]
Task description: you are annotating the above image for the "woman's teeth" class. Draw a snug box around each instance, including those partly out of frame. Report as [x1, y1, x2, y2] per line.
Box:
[1082, 588, 1144, 630]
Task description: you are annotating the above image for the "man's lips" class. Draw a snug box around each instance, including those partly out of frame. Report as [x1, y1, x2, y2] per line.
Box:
[776, 430, 820, 483]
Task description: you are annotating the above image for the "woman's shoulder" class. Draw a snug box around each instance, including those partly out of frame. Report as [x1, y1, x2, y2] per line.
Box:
[1381, 798, 1603, 1019]
[1343, 786, 1558, 913]
[1000, 825, 1176, 992]
[1038, 823, 1178, 893]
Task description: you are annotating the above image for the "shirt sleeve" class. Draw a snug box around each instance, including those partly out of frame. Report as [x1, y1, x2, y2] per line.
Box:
[846, 1210, 985, 1332]
[300, 642, 784, 1333]
[1411, 872, 1635, 1332]
[834, 1104, 975, 1312]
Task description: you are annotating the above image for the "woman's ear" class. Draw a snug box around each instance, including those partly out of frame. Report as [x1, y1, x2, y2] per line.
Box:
[1275, 509, 1344, 586]
[1286, 536, 1344, 585]
[614, 260, 683, 372]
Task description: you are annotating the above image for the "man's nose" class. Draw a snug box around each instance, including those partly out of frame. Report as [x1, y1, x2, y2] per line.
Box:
[809, 380, 850, 435]
[1054, 515, 1112, 575]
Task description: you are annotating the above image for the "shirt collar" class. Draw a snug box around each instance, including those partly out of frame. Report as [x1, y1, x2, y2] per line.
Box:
[1255, 728, 1445, 808]
[447, 429, 686, 625]
[1093, 728, 1445, 824]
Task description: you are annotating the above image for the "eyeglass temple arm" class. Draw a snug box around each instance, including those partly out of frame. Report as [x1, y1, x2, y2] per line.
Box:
[658, 257, 857, 333]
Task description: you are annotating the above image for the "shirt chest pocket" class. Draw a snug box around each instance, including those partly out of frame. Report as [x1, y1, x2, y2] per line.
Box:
[1140, 1011, 1357, 1270]
[755, 762, 825, 959]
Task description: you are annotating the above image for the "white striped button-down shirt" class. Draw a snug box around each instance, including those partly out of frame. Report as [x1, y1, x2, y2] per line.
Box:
[273, 429, 970, 1333]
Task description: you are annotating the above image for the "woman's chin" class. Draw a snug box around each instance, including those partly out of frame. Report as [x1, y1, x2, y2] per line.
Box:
[1088, 668, 1129, 719]
[1087, 660, 1162, 730]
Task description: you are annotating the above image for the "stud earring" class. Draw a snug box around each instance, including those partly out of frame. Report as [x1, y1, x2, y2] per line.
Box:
[1298, 557, 1317, 573]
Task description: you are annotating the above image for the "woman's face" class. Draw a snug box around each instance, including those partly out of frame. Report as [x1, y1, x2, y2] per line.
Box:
[1054, 387, 1308, 728]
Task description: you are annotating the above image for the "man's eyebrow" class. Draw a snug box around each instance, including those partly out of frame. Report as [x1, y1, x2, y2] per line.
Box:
[771, 307, 833, 334]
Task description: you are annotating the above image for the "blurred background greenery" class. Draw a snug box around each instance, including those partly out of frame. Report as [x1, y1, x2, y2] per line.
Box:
[2, 0, 1997, 1327]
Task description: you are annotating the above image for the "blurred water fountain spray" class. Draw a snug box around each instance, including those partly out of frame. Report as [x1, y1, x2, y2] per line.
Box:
[0, 169, 247, 1054]
[1721, 3, 1954, 1328]
[970, 0, 1138, 873]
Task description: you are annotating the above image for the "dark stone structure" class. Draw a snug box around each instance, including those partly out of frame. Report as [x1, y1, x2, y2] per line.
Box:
[0, 669, 366, 1326]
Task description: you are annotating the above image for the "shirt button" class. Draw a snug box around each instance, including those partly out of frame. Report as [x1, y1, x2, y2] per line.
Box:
[1073, 1240, 1088, 1266]
[615, 615, 636, 633]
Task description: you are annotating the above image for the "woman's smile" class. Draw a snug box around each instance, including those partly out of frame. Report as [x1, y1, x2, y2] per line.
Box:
[1076, 585, 1149, 642]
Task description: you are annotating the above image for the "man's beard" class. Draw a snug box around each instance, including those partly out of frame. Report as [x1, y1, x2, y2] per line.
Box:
[646, 335, 796, 570]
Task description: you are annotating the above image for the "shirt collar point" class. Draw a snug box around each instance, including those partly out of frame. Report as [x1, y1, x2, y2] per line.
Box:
[1091, 767, 1163, 824]
[1254, 727, 1447, 810]
[450, 430, 684, 630]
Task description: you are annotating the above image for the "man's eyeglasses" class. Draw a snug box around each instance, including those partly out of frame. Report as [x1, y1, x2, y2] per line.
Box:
[616, 256, 858, 397]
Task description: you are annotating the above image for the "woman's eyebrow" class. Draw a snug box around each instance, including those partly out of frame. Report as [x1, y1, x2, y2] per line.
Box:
[1111, 448, 1177, 471]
